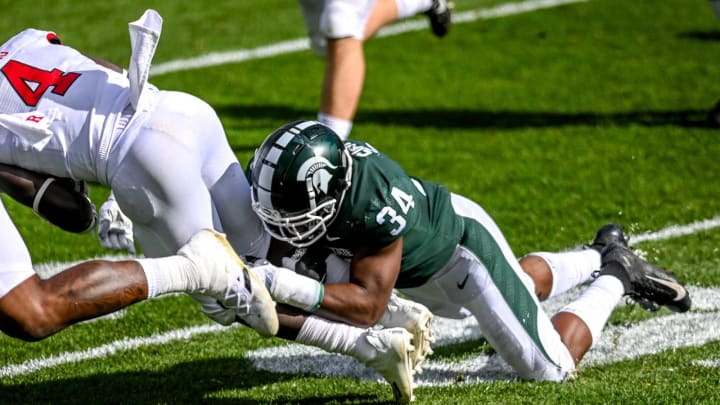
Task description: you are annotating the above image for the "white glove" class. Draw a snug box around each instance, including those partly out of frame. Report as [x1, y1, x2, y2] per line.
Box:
[97, 193, 135, 254]
[191, 294, 236, 326]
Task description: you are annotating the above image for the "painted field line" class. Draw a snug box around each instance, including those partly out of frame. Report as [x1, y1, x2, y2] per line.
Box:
[630, 216, 720, 244]
[248, 285, 720, 386]
[0, 323, 236, 378]
[2, 215, 717, 380]
[149, 0, 588, 76]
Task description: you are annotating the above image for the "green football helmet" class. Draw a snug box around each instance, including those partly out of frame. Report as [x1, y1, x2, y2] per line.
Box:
[250, 120, 353, 247]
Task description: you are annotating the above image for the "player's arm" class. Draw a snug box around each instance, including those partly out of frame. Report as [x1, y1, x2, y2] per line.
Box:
[0, 163, 95, 233]
[317, 238, 403, 327]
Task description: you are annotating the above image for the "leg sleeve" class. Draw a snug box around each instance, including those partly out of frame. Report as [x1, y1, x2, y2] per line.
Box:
[197, 112, 269, 258]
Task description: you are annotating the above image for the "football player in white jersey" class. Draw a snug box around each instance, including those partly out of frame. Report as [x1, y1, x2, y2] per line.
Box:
[0, 11, 438, 402]
[0, 10, 278, 338]
[298, 0, 452, 140]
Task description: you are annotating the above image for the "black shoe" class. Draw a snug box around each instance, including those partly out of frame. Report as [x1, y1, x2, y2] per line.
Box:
[587, 223, 629, 253]
[599, 242, 691, 313]
[425, 0, 452, 38]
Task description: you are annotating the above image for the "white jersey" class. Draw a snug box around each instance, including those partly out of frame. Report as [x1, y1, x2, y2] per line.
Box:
[0, 23, 270, 299]
[0, 29, 131, 182]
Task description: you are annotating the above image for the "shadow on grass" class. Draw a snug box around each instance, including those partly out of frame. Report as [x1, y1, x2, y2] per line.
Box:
[677, 30, 720, 41]
[0, 357, 390, 405]
[214, 104, 715, 134]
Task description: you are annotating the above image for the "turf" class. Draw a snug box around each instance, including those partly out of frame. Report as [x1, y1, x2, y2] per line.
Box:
[1, 0, 720, 403]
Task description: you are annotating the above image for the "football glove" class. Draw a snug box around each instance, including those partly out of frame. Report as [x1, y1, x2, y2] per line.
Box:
[97, 193, 135, 254]
[191, 293, 236, 326]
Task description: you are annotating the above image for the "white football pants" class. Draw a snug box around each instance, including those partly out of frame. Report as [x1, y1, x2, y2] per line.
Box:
[399, 193, 576, 381]
[106, 89, 268, 259]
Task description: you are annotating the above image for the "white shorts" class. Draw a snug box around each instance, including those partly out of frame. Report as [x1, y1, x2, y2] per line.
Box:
[298, 0, 377, 56]
[106, 89, 269, 258]
[0, 199, 34, 298]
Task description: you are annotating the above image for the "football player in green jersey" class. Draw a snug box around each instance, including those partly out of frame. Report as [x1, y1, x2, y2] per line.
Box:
[249, 120, 691, 389]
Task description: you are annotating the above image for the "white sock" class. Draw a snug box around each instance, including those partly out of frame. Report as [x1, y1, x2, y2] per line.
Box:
[135, 256, 197, 298]
[527, 249, 601, 298]
[296, 315, 369, 359]
[395, 0, 433, 18]
[558, 275, 624, 345]
[317, 112, 353, 140]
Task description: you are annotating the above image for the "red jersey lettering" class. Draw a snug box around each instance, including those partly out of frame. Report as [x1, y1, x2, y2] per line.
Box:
[1, 60, 81, 106]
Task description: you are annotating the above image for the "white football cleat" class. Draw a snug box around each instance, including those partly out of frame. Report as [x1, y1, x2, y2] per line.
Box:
[379, 295, 435, 373]
[359, 327, 416, 403]
[178, 229, 278, 337]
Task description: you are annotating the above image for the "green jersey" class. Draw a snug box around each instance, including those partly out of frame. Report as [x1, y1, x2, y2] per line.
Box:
[322, 141, 464, 288]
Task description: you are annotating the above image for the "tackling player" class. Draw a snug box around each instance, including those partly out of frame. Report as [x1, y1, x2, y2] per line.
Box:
[247, 120, 692, 400]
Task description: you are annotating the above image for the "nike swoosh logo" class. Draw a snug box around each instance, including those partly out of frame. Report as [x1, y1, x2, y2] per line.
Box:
[325, 235, 341, 241]
[457, 273, 470, 289]
[646, 275, 688, 301]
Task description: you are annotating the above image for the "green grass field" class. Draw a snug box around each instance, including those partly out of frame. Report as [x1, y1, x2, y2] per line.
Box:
[2, 0, 720, 403]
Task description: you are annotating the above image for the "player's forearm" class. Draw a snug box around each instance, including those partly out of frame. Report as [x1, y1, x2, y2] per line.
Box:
[320, 282, 387, 327]
[0, 163, 46, 204]
[0, 164, 95, 233]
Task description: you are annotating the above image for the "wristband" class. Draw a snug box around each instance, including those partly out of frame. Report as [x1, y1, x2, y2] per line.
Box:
[32, 177, 56, 216]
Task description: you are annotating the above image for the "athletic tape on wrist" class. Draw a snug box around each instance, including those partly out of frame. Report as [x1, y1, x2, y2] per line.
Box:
[308, 284, 324, 312]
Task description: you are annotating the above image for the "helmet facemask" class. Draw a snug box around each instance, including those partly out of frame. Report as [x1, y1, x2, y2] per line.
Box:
[252, 197, 338, 248]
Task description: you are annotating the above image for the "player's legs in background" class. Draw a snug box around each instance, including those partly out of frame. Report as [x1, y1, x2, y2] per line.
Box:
[320, 37, 365, 140]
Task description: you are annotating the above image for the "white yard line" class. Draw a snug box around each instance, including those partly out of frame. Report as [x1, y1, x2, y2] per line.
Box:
[0, 324, 235, 378]
[248, 285, 720, 386]
[630, 216, 720, 244]
[2, 215, 718, 380]
[149, 0, 589, 76]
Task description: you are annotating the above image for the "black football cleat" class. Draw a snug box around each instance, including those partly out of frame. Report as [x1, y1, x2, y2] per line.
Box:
[587, 223, 630, 252]
[425, 0, 452, 38]
[599, 242, 691, 313]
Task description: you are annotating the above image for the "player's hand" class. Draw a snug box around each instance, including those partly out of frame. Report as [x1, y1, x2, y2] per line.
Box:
[97, 195, 135, 254]
[281, 247, 328, 282]
[191, 294, 236, 326]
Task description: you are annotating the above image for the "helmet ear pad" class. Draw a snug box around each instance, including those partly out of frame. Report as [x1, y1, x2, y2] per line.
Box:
[250, 120, 353, 247]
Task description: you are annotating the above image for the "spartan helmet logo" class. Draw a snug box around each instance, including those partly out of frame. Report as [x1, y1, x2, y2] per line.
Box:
[296, 156, 338, 196]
